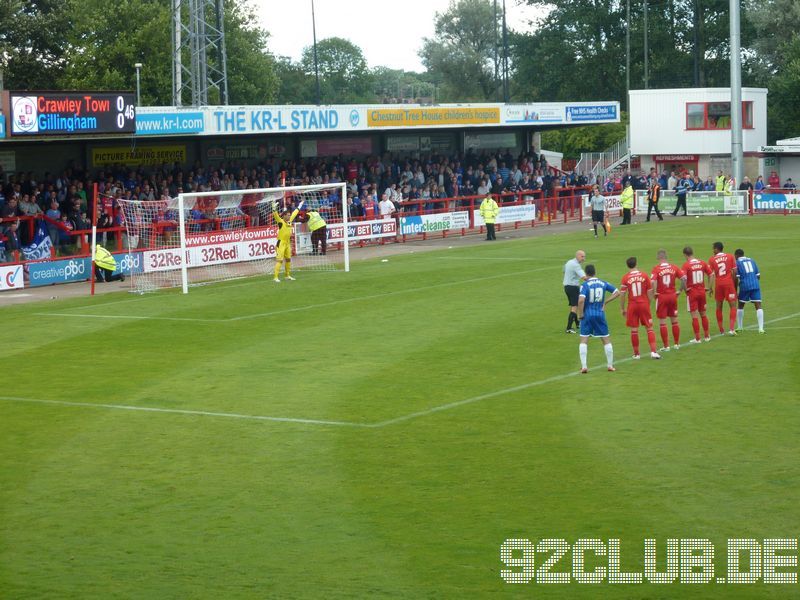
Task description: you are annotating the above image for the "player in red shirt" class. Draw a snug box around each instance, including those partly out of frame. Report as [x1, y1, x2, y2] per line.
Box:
[682, 246, 713, 343]
[651, 249, 684, 351]
[708, 241, 738, 335]
[620, 256, 661, 359]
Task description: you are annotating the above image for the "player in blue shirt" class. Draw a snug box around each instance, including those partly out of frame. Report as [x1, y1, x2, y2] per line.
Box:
[577, 264, 621, 373]
[734, 249, 764, 333]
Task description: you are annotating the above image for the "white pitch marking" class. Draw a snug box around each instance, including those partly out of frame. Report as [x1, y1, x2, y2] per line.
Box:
[368, 310, 800, 427]
[8, 312, 797, 429]
[0, 395, 370, 428]
[35, 265, 559, 323]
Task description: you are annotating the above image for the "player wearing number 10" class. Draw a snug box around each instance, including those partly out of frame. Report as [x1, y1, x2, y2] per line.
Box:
[620, 257, 661, 360]
[577, 264, 620, 373]
[682, 246, 712, 343]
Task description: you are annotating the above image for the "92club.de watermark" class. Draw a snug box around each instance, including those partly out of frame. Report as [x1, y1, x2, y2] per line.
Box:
[500, 538, 798, 584]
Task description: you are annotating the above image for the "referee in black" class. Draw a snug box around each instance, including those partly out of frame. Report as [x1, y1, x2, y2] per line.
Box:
[563, 250, 587, 333]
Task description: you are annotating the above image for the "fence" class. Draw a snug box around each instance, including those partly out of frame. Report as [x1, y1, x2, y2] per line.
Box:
[1, 185, 795, 291]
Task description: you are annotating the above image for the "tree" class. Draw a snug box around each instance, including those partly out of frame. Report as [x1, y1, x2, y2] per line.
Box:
[418, 0, 500, 102]
[0, 0, 71, 89]
[300, 37, 373, 103]
[1, 0, 277, 106]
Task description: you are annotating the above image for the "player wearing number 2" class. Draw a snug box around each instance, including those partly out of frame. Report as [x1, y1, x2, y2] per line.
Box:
[577, 264, 620, 373]
[708, 241, 738, 335]
[682, 246, 713, 343]
[650, 249, 685, 351]
[734, 249, 765, 333]
[620, 257, 661, 360]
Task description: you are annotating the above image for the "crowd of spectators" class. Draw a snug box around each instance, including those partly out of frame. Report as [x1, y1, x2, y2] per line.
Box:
[591, 167, 795, 195]
[0, 148, 561, 254]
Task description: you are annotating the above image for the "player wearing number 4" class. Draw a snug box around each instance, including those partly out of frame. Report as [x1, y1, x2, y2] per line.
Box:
[734, 249, 765, 333]
[577, 264, 620, 373]
[650, 249, 684, 351]
[620, 257, 661, 359]
[708, 241, 738, 335]
[273, 200, 303, 282]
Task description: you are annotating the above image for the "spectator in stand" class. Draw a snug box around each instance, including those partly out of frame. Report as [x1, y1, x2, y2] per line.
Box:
[715, 170, 726, 191]
[19, 193, 42, 217]
[672, 172, 691, 216]
[1, 194, 22, 219]
[767, 170, 780, 189]
[3, 219, 21, 260]
[703, 176, 715, 191]
[738, 176, 753, 192]
[379, 192, 396, 220]
[58, 212, 74, 252]
[692, 174, 704, 191]
[754, 175, 765, 191]
[45, 199, 61, 248]
[785, 178, 796, 190]
[667, 170, 678, 191]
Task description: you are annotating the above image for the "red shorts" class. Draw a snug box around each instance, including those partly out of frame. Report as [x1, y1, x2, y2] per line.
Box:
[686, 288, 707, 313]
[655, 294, 678, 319]
[626, 303, 653, 328]
[714, 281, 737, 303]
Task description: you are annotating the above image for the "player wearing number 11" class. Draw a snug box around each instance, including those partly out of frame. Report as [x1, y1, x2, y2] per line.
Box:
[577, 264, 620, 373]
[734, 249, 765, 333]
[620, 257, 661, 360]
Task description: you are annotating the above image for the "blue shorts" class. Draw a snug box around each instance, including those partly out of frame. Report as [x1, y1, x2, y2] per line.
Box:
[580, 313, 610, 337]
[738, 287, 762, 302]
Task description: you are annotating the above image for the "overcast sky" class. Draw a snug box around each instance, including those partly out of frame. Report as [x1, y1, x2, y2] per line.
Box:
[259, 0, 546, 72]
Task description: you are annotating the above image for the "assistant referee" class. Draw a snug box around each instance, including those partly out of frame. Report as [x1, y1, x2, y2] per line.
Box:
[563, 250, 587, 333]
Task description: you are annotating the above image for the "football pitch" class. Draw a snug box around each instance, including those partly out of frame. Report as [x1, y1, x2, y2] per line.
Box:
[1, 216, 798, 598]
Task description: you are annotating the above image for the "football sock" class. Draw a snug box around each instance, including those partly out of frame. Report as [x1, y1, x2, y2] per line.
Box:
[579, 343, 588, 369]
[672, 322, 680, 345]
[756, 308, 764, 330]
[274, 260, 281, 280]
[701, 315, 710, 337]
[659, 324, 669, 347]
[692, 317, 701, 340]
[630, 330, 640, 355]
[285, 262, 292, 277]
[716, 308, 724, 332]
[593, 223, 598, 235]
[646, 329, 657, 352]
[604, 343, 613, 367]
[736, 308, 744, 330]
[729, 307, 737, 331]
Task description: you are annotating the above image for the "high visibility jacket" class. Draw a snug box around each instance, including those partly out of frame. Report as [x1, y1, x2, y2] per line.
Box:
[95, 245, 117, 271]
[715, 175, 726, 191]
[306, 210, 326, 232]
[479, 196, 499, 223]
[620, 186, 634, 209]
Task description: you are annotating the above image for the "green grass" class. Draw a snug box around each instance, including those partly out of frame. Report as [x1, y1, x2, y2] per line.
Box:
[1, 216, 799, 598]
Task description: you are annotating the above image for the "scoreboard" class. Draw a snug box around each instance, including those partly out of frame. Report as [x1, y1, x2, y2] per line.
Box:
[10, 92, 136, 136]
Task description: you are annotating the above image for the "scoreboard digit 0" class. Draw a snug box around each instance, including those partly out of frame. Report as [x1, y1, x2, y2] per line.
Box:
[10, 92, 137, 136]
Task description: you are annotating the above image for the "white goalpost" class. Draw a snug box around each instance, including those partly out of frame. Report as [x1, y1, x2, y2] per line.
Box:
[118, 182, 349, 293]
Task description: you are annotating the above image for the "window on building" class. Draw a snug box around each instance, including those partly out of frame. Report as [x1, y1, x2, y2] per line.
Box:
[686, 102, 754, 130]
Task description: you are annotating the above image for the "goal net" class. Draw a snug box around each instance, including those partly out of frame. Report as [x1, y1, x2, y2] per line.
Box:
[118, 182, 349, 293]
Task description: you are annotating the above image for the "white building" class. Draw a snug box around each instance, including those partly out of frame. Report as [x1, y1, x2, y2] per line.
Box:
[629, 87, 768, 180]
[758, 137, 800, 186]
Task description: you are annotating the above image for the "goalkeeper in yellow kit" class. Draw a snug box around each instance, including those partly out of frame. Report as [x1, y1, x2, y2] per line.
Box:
[273, 200, 303, 282]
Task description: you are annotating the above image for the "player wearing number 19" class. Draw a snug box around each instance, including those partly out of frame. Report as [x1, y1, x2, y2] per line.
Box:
[734, 249, 765, 333]
[577, 264, 620, 373]
[620, 257, 661, 360]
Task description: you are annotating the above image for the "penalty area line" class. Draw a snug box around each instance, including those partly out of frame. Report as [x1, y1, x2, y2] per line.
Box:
[0, 396, 370, 428]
